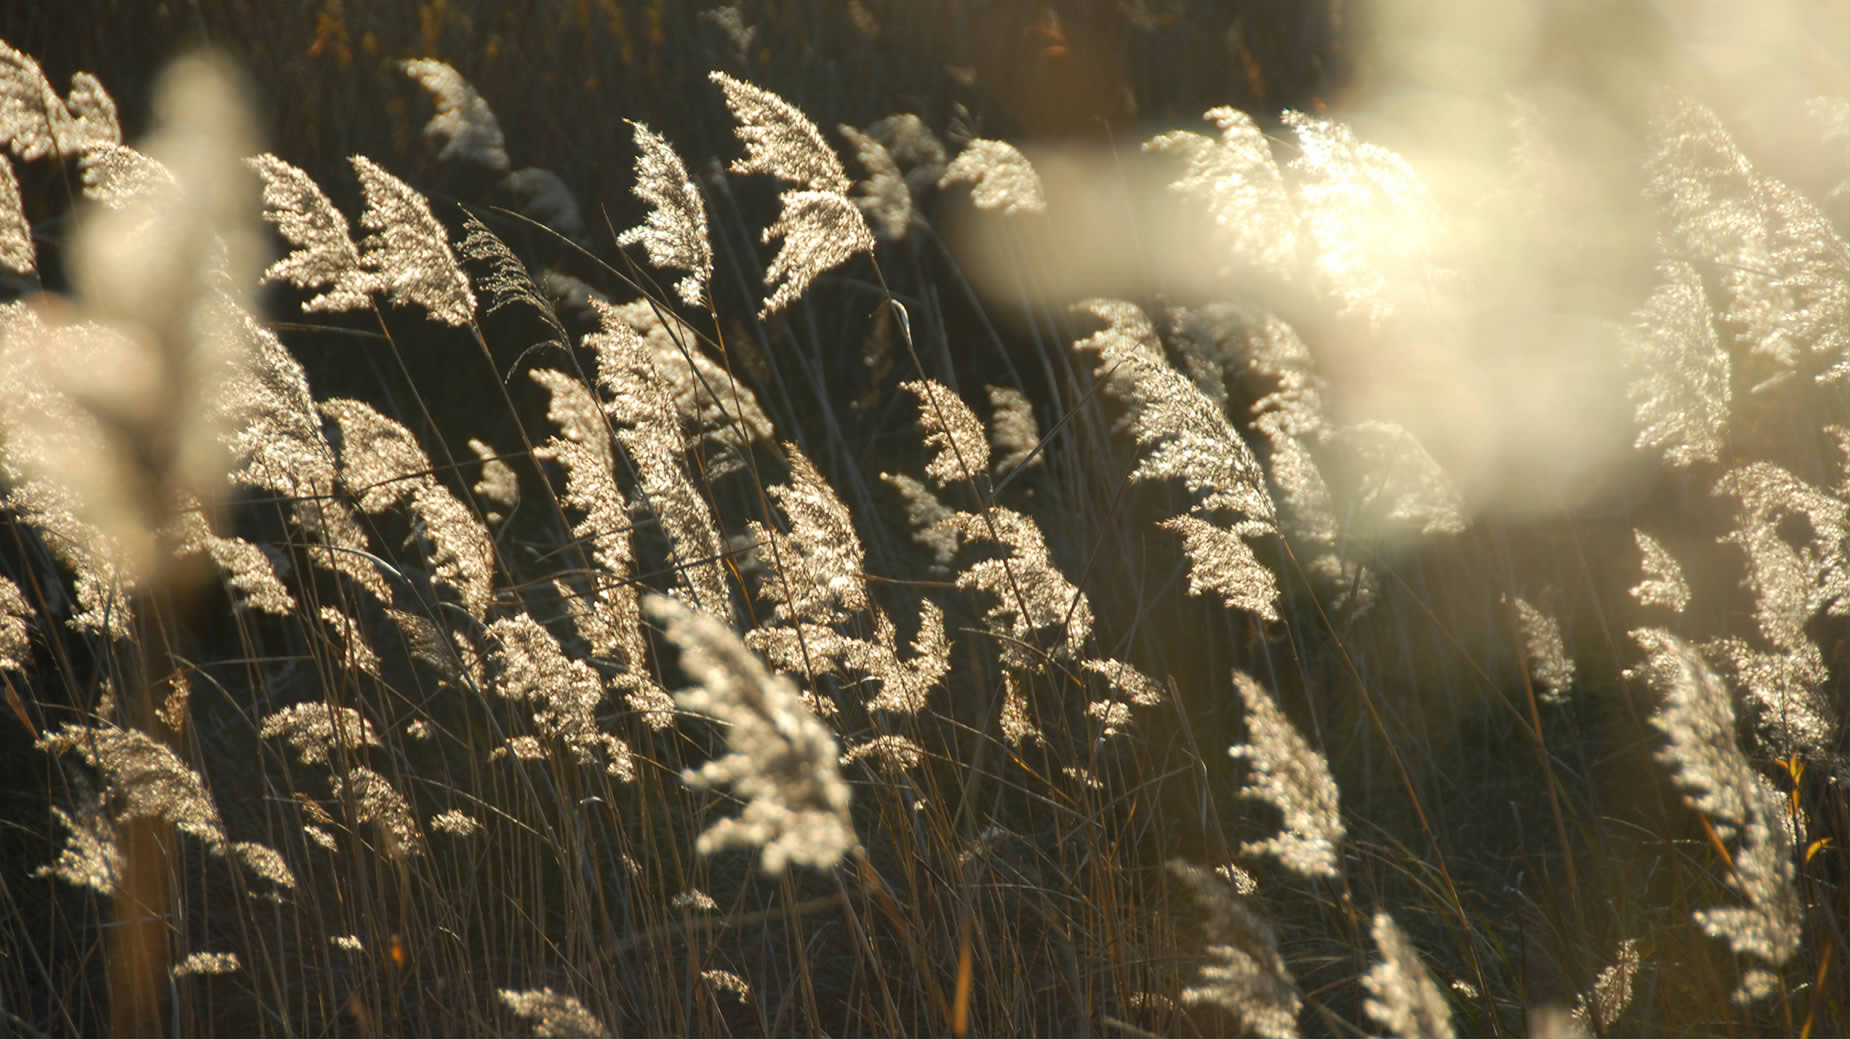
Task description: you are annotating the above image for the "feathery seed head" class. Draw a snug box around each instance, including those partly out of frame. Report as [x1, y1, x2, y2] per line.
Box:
[618, 121, 713, 307]
[402, 58, 508, 171]
[648, 594, 858, 873]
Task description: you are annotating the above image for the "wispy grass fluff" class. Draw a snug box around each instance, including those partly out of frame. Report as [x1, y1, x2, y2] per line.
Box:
[167, 497, 297, 616]
[901, 375, 1094, 673]
[259, 701, 380, 766]
[0, 154, 32, 274]
[856, 113, 946, 241]
[939, 138, 1046, 215]
[214, 301, 395, 605]
[1074, 299, 1280, 620]
[1572, 938, 1642, 1034]
[839, 122, 910, 239]
[0, 574, 30, 673]
[984, 384, 1042, 476]
[648, 594, 857, 874]
[1628, 630, 1801, 1004]
[1328, 420, 1468, 537]
[710, 71, 849, 195]
[529, 366, 673, 727]
[498, 987, 607, 1038]
[1508, 595, 1575, 704]
[710, 71, 872, 315]
[1282, 109, 1441, 325]
[329, 764, 424, 860]
[0, 55, 260, 649]
[943, 506, 1093, 668]
[599, 296, 773, 452]
[904, 378, 990, 487]
[0, 307, 146, 636]
[321, 398, 495, 620]
[1144, 106, 1296, 276]
[745, 445, 948, 715]
[1168, 860, 1301, 1038]
[1361, 912, 1456, 1039]
[37, 723, 297, 893]
[249, 153, 372, 314]
[350, 156, 476, 326]
[1080, 657, 1166, 738]
[588, 298, 734, 622]
[459, 211, 562, 337]
[2, 53, 258, 597]
[1241, 310, 1379, 613]
[1631, 529, 1692, 613]
[171, 951, 242, 979]
[1624, 259, 1731, 466]
[746, 443, 873, 629]
[1710, 459, 1844, 763]
[1228, 672, 1343, 879]
[486, 612, 635, 779]
[254, 151, 479, 327]
[617, 120, 713, 307]
[1, 39, 120, 159]
[1646, 97, 1848, 389]
[77, 142, 178, 209]
[402, 58, 508, 172]
[2, 28, 1843, 1038]
[35, 782, 121, 895]
[318, 606, 383, 679]
[501, 166, 583, 241]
